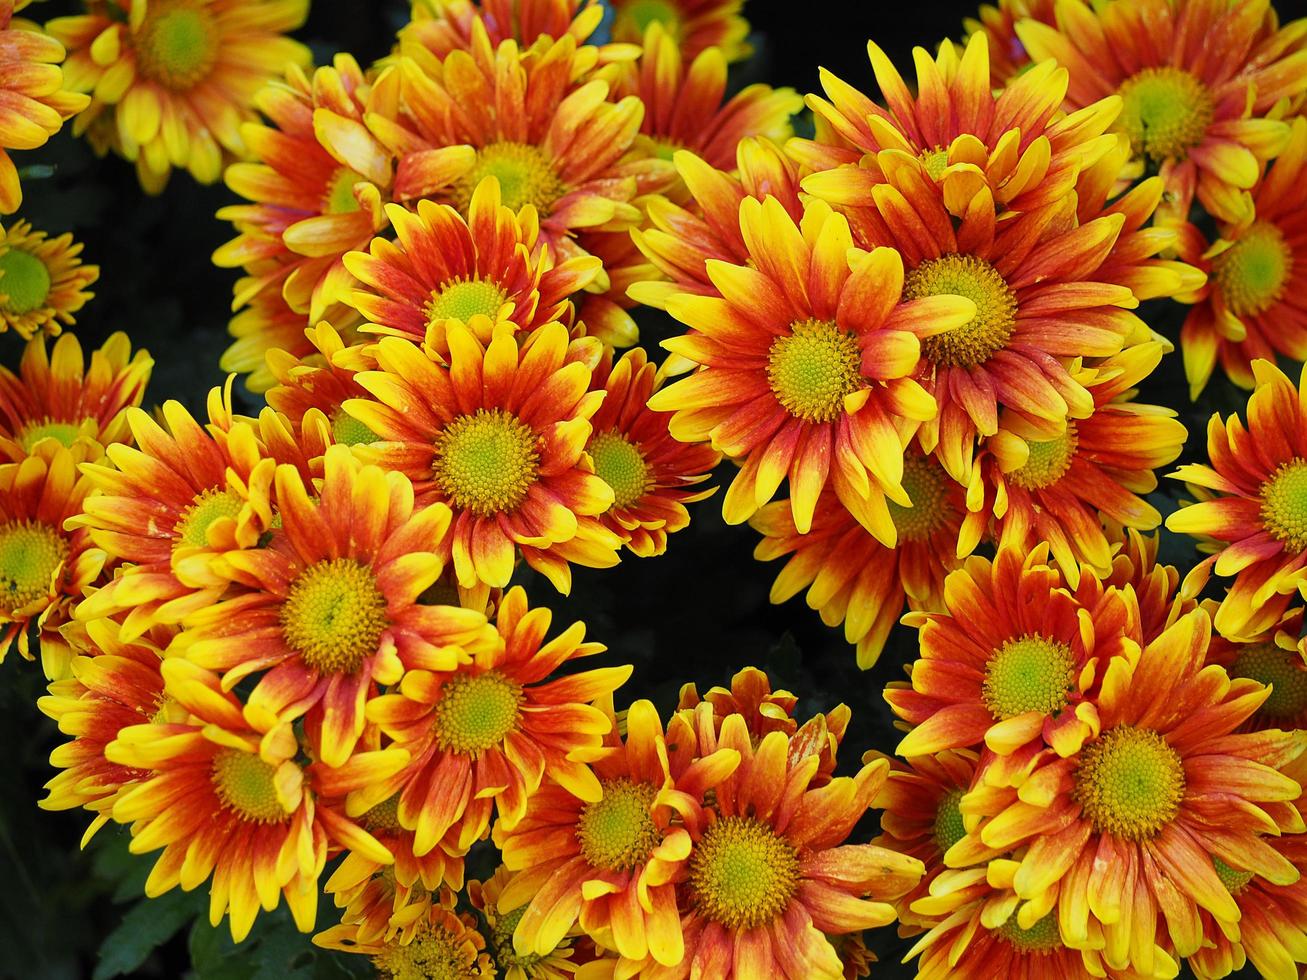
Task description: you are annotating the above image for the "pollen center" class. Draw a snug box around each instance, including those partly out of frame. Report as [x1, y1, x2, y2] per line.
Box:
[996, 912, 1062, 954]
[1117, 67, 1214, 163]
[323, 168, 363, 214]
[1259, 459, 1307, 551]
[0, 248, 51, 313]
[920, 146, 949, 180]
[0, 520, 67, 614]
[489, 905, 539, 969]
[982, 634, 1075, 719]
[371, 923, 473, 980]
[456, 142, 565, 214]
[211, 749, 290, 823]
[766, 318, 863, 423]
[587, 431, 650, 509]
[362, 793, 405, 834]
[331, 410, 379, 447]
[433, 408, 540, 516]
[1213, 221, 1293, 317]
[1074, 726, 1185, 841]
[174, 487, 244, 549]
[135, 3, 220, 90]
[434, 671, 523, 754]
[1212, 857, 1255, 896]
[907, 255, 1017, 368]
[932, 788, 967, 854]
[690, 815, 800, 930]
[888, 455, 953, 541]
[1229, 643, 1307, 720]
[1008, 426, 1078, 490]
[281, 558, 389, 674]
[577, 778, 662, 870]
[18, 418, 82, 452]
[426, 277, 508, 326]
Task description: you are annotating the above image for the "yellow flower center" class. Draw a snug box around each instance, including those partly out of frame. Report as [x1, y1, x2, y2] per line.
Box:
[618, 0, 681, 38]
[577, 778, 662, 871]
[932, 788, 967, 854]
[135, 2, 220, 91]
[433, 408, 540, 517]
[280, 558, 389, 674]
[920, 146, 949, 180]
[996, 912, 1062, 954]
[982, 634, 1076, 719]
[766, 318, 863, 424]
[1008, 426, 1078, 490]
[0, 247, 52, 314]
[489, 904, 543, 969]
[211, 749, 290, 823]
[587, 431, 650, 510]
[690, 815, 800, 930]
[18, 418, 83, 452]
[1229, 643, 1307, 720]
[455, 141, 565, 214]
[371, 924, 478, 980]
[1260, 459, 1307, 551]
[1213, 221, 1293, 318]
[1117, 67, 1214, 164]
[330, 410, 378, 447]
[433, 670, 523, 754]
[362, 793, 405, 834]
[887, 455, 954, 541]
[426, 277, 508, 326]
[906, 255, 1017, 368]
[323, 167, 364, 215]
[173, 487, 244, 549]
[1074, 726, 1185, 841]
[0, 520, 67, 615]
[1212, 857, 1255, 896]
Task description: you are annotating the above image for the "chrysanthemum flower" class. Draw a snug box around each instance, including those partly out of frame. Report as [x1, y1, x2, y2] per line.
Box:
[675, 665, 799, 741]
[342, 180, 600, 351]
[470, 867, 581, 980]
[49, 0, 311, 192]
[1167, 360, 1307, 640]
[607, 0, 750, 64]
[264, 321, 378, 458]
[0, 220, 97, 339]
[963, 0, 1057, 84]
[1105, 529, 1197, 645]
[107, 658, 408, 941]
[0, 330, 150, 462]
[1179, 116, 1307, 395]
[1016, 0, 1307, 224]
[0, 8, 88, 212]
[1206, 606, 1307, 732]
[219, 293, 363, 395]
[648, 196, 976, 538]
[885, 545, 1140, 768]
[752, 452, 966, 669]
[320, 866, 434, 948]
[953, 609, 1307, 975]
[401, 0, 605, 64]
[345, 322, 623, 595]
[360, 587, 630, 856]
[494, 699, 738, 967]
[0, 440, 104, 676]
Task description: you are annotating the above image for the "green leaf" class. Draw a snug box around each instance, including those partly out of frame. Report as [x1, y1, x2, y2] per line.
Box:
[92, 888, 201, 980]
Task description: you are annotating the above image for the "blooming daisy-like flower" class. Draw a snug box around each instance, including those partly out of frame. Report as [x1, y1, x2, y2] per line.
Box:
[49, 0, 311, 192]
[360, 586, 630, 857]
[885, 545, 1141, 768]
[647, 195, 977, 539]
[107, 657, 408, 941]
[342, 180, 601, 351]
[471, 867, 581, 980]
[0, 8, 88, 212]
[1179, 116, 1307, 395]
[585, 347, 719, 557]
[1166, 359, 1307, 640]
[963, 0, 1058, 84]
[607, 0, 750, 63]
[264, 321, 378, 459]
[494, 699, 739, 967]
[168, 446, 499, 769]
[0, 220, 98, 339]
[752, 452, 966, 669]
[0, 330, 151, 462]
[345, 321, 623, 595]
[952, 609, 1307, 975]
[1016, 0, 1307, 224]
[1205, 606, 1307, 732]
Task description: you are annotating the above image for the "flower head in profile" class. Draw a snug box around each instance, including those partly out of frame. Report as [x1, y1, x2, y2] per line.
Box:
[469, 867, 582, 979]
[0, 220, 98, 340]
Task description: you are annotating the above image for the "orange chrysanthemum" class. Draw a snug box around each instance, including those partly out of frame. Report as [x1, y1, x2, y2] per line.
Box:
[470, 867, 581, 980]
[401, 0, 605, 63]
[607, 0, 750, 64]
[674, 665, 799, 741]
[963, 0, 1058, 84]
[359, 586, 630, 857]
[264, 321, 378, 459]
[49, 0, 311, 192]
[0, 331, 150, 462]
[1105, 529, 1197, 645]
[1016, 0, 1307, 224]
[219, 293, 363, 394]
[647, 195, 977, 539]
[346, 322, 623, 596]
[320, 865, 435, 949]
[0, 219, 98, 339]
[1205, 606, 1307, 732]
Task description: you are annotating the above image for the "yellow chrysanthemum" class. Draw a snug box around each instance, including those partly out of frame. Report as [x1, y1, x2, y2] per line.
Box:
[0, 219, 97, 338]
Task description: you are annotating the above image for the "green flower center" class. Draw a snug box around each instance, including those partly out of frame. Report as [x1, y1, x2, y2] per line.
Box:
[577, 778, 662, 871]
[135, 3, 219, 90]
[323, 167, 363, 215]
[18, 419, 82, 452]
[690, 815, 800, 930]
[1213, 221, 1293, 318]
[587, 431, 650, 510]
[1260, 459, 1307, 551]
[1074, 726, 1185, 841]
[887, 454, 953, 541]
[434, 671, 523, 754]
[616, 0, 681, 39]
[1008, 426, 1077, 490]
[1117, 67, 1214, 164]
[455, 141, 565, 214]
[0, 248, 52, 314]
[920, 146, 949, 180]
[490, 905, 541, 969]
[211, 749, 289, 823]
[767, 318, 863, 424]
[362, 793, 405, 834]
[932, 788, 967, 854]
[173, 487, 244, 549]
[996, 912, 1062, 954]
[280, 558, 389, 674]
[426, 277, 508, 326]
[1212, 857, 1255, 896]
[1229, 643, 1307, 720]
[433, 408, 540, 517]
[0, 520, 68, 615]
[982, 634, 1076, 719]
[330, 410, 378, 447]
[907, 255, 1017, 368]
[371, 923, 477, 980]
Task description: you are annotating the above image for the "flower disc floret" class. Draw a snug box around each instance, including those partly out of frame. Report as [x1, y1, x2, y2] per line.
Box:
[587, 432, 651, 510]
[210, 749, 288, 824]
[1007, 428, 1078, 491]
[933, 789, 967, 854]
[174, 488, 244, 549]
[1117, 67, 1214, 164]
[1212, 857, 1255, 896]
[454, 142, 566, 214]
[433, 671, 524, 754]
[766, 318, 863, 423]
[577, 778, 662, 871]
[982, 635, 1076, 719]
[280, 558, 389, 675]
[1260, 460, 1307, 551]
[887, 453, 954, 540]
[1213, 222, 1293, 318]
[427, 278, 509, 325]
[997, 912, 1062, 954]
[0, 520, 67, 613]
[432, 409, 540, 517]
[0, 248, 52, 314]
[689, 815, 801, 930]
[1229, 644, 1307, 720]
[1073, 726, 1185, 841]
[906, 255, 1017, 368]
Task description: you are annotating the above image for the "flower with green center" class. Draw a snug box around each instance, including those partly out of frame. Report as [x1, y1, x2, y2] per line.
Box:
[1228, 643, 1307, 723]
[577, 778, 662, 870]
[919, 146, 949, 180]
[1213, 222, 1293, 318]
[433, 671, 524, 755]
[0, 247, 52, 314]
[280, 558, 390, 675]
[426, 278, 509, 327]
[996, 912, 1063, 954]
[1007, 427, 1077, 490]
[454, 142, 565, 214]
[907, 254, 1017, 368]
[766, 318, 864, 424]
[587, 431, 651, 510]
[1260, 459, 1307, 552]
[1073, 726, 1185, 841]
[330, 410, 378, 447]
[210, 748, 289, 823]
[0, 520, 68, 615]
[173, 487, 245, 549]
[981, 634, 1076, 720]
[609, 0, 750, 62]
[887, 453, 955, 541]
[433, 408, 541, 518]
[322, 167, 364, 215]
[134, 3, 220, 90]
[932, 789, 967, 854]
[690, 815, 801, 929]
[1117, 67, 1214, 165]
[1212, 857, 1255, 897]
[18, 419, 83, 453]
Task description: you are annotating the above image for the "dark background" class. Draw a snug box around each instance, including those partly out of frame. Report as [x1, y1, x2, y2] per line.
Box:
[0, 0, 1255, 977]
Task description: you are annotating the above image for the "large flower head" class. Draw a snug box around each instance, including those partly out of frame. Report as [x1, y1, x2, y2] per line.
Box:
[647, 195, 977, 539]
[752, 452, 966, 669]
[360, 587, 630, 857]
[1016, 0, 1307, 224]
[346, 321, 622, 596]
[0, 220, 98, 339]
[49, 0, 311, 192]
[607, 0, 750, 64]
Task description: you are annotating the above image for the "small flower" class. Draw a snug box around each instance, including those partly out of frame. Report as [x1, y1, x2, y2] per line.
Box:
[0, 220, 98, 339]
